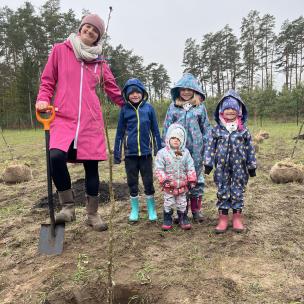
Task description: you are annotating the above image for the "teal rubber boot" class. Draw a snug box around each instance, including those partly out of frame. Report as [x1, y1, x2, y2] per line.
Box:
[129, 196, 139, 222]
[146, 195, 158, 221]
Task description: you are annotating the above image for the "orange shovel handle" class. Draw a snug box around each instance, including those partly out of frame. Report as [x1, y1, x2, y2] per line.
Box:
[36, 106, 56, 130]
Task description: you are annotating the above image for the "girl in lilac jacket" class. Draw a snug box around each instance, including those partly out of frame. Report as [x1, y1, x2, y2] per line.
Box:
[36, 14, 124, 232]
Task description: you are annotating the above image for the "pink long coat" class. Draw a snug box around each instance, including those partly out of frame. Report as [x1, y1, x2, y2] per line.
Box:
[36, 40, 124, 160]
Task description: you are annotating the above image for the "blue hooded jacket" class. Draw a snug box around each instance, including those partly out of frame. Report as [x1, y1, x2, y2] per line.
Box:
[163, 73, 210, 179]
[114, 78, 162, 161]
[162, 73, 210, 197]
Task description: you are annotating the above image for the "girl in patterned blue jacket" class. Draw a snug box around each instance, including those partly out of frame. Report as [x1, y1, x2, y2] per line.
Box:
[204, 89, 256, 233]
[114, 78, 162, 223]
[163, 73, 210, 222]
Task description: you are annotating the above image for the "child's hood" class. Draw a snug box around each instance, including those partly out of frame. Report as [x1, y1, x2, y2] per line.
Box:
[165, 123, 187, 151]
[214, 89, 248, 124]
[122, 78, 148, 102]
[170, 73, 205, 102]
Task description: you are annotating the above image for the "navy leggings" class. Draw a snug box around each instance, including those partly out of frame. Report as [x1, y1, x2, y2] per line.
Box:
[50, 148, 99, 196]
[125, 155, 154, 197]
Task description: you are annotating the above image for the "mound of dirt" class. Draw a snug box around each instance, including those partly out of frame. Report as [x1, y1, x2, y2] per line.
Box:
[270, 160, 304, 184]
[292, 133, 304, 140]
[44, 282, 157, 304]
[254, 134, 264, 143]
[34, 179, 132, 208]
[254, 130, 270, 144]
[2, 163, 32, 183]
[258, 130, 270, 139]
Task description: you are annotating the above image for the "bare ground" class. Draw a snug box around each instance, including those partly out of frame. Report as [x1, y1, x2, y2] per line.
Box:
[0, 127, 304, 304]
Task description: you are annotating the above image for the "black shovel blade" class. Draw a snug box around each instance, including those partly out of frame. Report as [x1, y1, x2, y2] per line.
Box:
[38, 223, 65, 255]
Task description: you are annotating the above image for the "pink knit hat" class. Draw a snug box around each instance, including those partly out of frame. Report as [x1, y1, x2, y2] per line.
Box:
[79, 14, 105, 42]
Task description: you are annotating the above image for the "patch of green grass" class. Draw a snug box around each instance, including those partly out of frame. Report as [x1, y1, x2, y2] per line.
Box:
[135, 262, 154, 285]
[36, 291, 48, 304]
[248, 281, 264, 294]
[72, 253, 91, 284]
[95, 265, 107, 282]
[1, 245, 12, 257]
[122, 225, 135, 240]
[0, 202, 25, 220]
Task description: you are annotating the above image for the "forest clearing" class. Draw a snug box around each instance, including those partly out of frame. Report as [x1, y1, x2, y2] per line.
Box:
[0, 122, 303, 304]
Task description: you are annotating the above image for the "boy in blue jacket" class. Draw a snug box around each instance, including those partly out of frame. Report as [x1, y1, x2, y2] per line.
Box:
[114, 78, 162, 222]
[204, 89, 256, 233]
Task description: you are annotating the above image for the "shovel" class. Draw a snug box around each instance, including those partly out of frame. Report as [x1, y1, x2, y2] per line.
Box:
[36, 106, 65, 255]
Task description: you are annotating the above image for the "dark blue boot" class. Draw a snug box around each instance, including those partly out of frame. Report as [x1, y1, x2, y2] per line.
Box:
[177, 210, 191, 230]
[162, 209, 173, 230]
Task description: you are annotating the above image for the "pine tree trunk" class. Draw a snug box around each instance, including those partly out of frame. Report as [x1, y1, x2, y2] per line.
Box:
[270, 44, 274, 89]
[210, 73, 214, 96]
[295, 49, 298, 86]
[299, 42, 303, 83]
[28, 83, 34, 128]
[216, 66, 221, 95]
[299, 44, 303, 83]
[285, 54, 289, 88]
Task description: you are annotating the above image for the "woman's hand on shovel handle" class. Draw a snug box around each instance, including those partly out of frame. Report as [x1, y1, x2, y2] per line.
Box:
[36, 101, 49, 112]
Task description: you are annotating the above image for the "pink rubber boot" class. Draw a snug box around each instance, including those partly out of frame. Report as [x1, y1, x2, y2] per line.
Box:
[232, 210, 244, 232]
[190, 196, 203, 223]
[215, 211, 229, 233]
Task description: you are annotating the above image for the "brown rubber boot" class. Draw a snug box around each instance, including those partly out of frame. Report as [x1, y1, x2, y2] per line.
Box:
[85, 195, 108, 231]
[56, 189, 76, 224]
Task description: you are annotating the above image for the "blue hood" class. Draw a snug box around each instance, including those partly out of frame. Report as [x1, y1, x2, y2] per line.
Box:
[214, 89, 248, 124]
[122, 78, 148, 102]
[171, 73, 205, 102]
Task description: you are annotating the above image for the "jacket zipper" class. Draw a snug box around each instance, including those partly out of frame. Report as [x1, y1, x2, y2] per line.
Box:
[177, 157, 180, 188]
[149, 131, 154, 151]
[74, 62, 84, 149]
[129, 103, 142, 156]
[136, 108, 141, 156]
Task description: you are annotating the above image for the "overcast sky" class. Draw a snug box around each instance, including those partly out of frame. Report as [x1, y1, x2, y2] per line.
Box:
[2, 0, 304, 84]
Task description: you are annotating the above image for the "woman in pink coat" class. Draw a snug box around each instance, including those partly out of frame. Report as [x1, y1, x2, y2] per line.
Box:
[36, 14, 124, 232]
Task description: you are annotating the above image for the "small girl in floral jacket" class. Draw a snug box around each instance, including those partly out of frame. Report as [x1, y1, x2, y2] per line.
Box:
[155, 123, 197, 230]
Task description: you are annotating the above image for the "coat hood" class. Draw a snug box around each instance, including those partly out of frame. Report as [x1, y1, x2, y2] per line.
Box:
[170, 73, 205, 102]
[165, 123, 187, 151]
[122, 78, 148, 102]
[214, 89, 248, 124]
